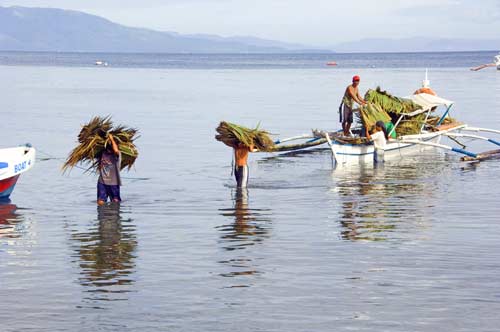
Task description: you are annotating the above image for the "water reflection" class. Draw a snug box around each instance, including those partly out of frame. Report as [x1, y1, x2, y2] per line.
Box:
[217, 189, 272, 286]
[71, 204, 137, 303]
[0, 202, 22, 239]
[332, 159, 440, 241]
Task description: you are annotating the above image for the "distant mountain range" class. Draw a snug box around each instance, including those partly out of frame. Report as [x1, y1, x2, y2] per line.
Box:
[0, 6, 498, 54]
[0, 6, 329, 53]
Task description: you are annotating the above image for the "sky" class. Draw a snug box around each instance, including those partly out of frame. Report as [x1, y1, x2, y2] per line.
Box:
[1, 0, 500, 46]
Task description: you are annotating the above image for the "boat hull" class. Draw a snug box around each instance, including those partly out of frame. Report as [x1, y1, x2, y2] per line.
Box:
[0, 175, 20, 200]
[331, 134, 442, 164]
[0, 146, 36, 200]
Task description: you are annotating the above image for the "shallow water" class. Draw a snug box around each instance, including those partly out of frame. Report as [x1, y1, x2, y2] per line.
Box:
[1, 54, 500, 331]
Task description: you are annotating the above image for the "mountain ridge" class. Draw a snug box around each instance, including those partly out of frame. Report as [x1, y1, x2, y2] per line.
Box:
[0, 6, 330, 53]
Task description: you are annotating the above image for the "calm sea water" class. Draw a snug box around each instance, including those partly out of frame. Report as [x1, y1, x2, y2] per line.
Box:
[1, 52, 500, 332]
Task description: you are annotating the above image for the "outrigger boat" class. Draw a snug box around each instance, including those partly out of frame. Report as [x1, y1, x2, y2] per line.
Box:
[470, 52, 500, 71]
[272, 88, 500, 164]
[0, 145, 36, 200]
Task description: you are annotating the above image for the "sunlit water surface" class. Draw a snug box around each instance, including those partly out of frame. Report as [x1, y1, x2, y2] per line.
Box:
[1, 53, 500, 331]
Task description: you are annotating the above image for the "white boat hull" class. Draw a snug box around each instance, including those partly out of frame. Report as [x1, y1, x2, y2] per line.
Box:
[331, 133, 442, 164]
[0, 146, 36, 199]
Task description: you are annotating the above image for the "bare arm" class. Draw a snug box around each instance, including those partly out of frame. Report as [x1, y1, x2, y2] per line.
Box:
[365, 127, 372, 140]
[357, 90, 366, 105]
[108, 134, 120, 155]
[347, 86, 366, 105]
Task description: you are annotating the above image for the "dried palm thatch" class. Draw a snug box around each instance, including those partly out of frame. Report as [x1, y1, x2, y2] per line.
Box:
[426, 116, 457, 128]
[62, 116, 139, 172]
[215, 121, 275, 152]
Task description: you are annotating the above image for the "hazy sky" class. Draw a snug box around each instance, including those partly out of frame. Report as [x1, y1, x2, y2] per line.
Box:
[1, 0, 499, 46]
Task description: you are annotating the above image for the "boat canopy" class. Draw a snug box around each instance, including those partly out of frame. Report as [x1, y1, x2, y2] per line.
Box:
[407, 93, 454, 110]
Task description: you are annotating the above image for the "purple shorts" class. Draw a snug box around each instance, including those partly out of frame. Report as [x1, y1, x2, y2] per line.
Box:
[97, 182, 121, 202]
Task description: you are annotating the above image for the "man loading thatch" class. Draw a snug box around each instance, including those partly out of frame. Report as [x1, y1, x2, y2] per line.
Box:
[97, 134, 122, 205]
[341, 75, 367, 136]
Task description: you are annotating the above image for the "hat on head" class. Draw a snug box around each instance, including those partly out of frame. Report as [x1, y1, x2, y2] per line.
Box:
[352, 75, 360, 82]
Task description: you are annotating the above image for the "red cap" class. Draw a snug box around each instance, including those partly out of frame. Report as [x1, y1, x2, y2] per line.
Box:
[352, 75, 360, 82]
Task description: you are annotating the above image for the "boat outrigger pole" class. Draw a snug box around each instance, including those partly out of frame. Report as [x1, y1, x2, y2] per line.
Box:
[399, 139, 478, 158]
[444, 133, 500, 147]
[461, 127, 500, 135]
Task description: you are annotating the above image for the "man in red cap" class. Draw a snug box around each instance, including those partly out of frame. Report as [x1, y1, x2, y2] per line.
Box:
[341, 75, 366, 136]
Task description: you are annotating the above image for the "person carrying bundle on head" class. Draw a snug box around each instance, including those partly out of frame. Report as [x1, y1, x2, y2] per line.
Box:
[97, 134, 122, 205]
[215, 121, 273, 188]
[233, 143, 255, 188]
[341, 75, 367, 136]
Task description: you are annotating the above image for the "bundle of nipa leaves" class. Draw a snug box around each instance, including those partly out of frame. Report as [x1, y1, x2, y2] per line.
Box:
[357, 103, 392, 131]
[215, 121, 275, 152]
[365, 87, 421, 115]
[63, 116, 139, 172]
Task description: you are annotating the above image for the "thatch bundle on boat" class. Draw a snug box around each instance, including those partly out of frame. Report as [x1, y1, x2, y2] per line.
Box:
[215, 121, 275, 152]
[62, 116, 139, 172]
[365, 87, 421, 115]
[362, 87, 427, 136]
[357, 103, 392, 131]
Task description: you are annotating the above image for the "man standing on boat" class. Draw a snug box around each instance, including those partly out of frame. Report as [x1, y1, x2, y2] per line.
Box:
[341, 75, 367, 136]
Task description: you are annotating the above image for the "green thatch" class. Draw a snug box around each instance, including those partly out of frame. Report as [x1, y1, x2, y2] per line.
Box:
[215, 121, 275, 152]
[358, 103, 392, 131]
[363, 87, 426, 136]
[365, 87, 421, 115]
[63, 116, 139, 172]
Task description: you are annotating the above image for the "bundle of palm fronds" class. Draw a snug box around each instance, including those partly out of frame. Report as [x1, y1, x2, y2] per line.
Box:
[215, 121, 275, 152]
[356, 103, 392, 131]
[365, 87, 421, 115]
[394, 115, 428, 136]
[426, 116, 457, 127]
[364, 87, 428, 135]
[62, 116, 139, 172]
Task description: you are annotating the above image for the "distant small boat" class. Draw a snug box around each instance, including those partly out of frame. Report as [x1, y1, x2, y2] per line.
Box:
[326, 61, 338, 66]
[95, 61, 108, 67]
[0, 145, 36, 200]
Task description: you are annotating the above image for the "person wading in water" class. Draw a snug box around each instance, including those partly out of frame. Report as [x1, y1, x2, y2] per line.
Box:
[97, 134, 122, 205]
[233, 143, 255, 188]
[341, 75, 367, 136]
